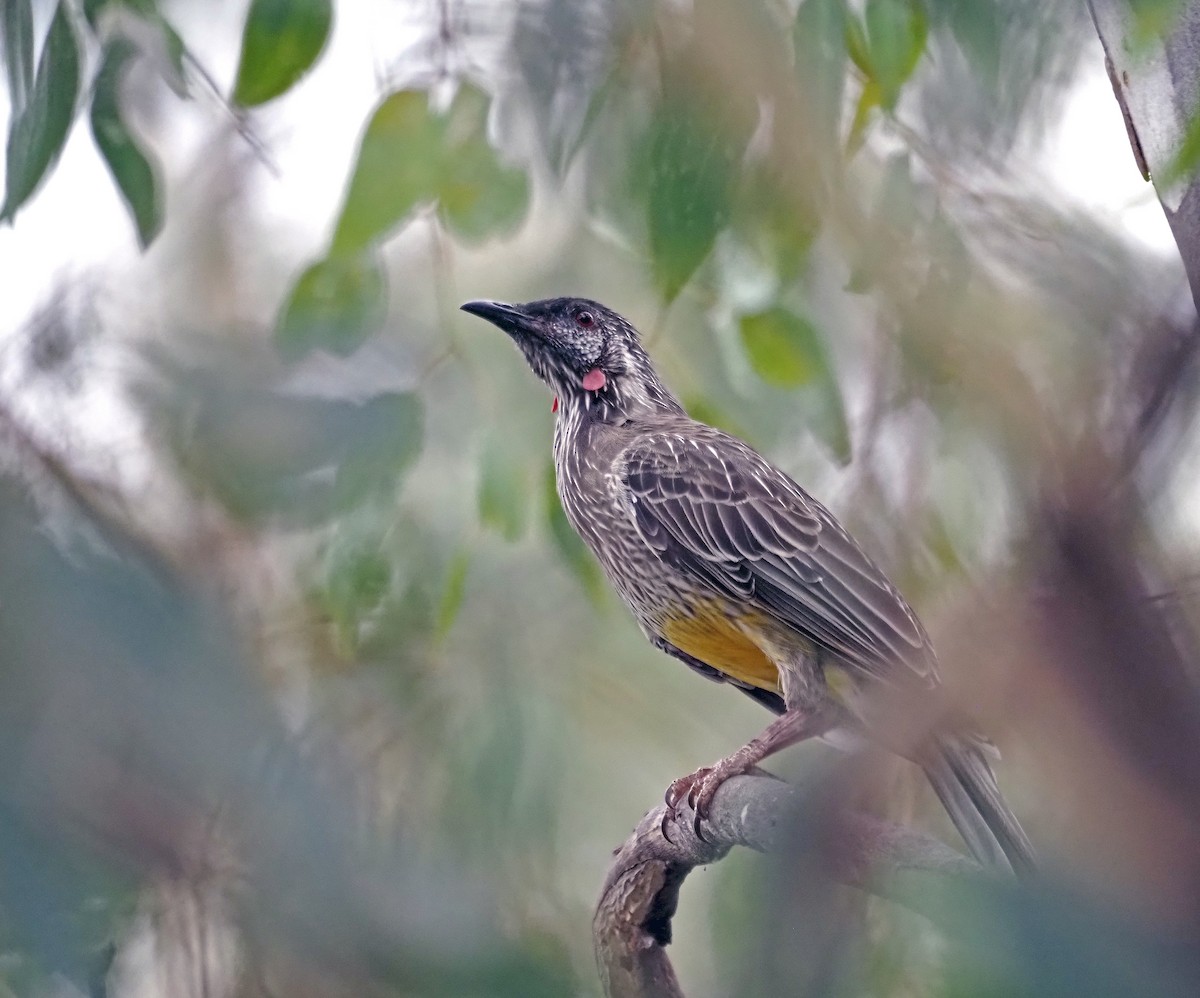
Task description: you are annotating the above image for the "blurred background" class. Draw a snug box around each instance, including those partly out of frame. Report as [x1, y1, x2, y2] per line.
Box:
[2, 0, 1200, 995]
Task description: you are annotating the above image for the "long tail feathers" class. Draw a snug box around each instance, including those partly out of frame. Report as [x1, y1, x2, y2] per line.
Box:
[923, 738, 1036, 879]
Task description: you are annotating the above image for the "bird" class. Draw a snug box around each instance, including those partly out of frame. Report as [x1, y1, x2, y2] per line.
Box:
[460, 295, 1035, 876]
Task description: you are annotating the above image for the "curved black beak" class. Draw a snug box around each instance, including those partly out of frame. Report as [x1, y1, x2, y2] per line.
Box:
[460, 299, 542, 337]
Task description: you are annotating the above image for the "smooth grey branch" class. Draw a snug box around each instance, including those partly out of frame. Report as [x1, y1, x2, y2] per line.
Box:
[594, 773, 980, 998]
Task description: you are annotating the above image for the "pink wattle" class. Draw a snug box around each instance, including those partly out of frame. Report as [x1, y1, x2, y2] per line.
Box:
[582, 368, 607, 391]
[552, 396, 559, 413]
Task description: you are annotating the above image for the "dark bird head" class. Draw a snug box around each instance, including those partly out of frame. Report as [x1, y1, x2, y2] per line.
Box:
[460, 297, 683, 420]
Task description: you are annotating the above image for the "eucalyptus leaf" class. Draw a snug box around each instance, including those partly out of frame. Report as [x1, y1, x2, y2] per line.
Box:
[848, 78, 882, 155]
[739, 308, 823, 387]
[941, 0, 1002, 90]
[82, 0, 111, 30]
[809, 371, 851, 465]
[435, 549, 471, 639]
[90, 39, 164, 248]
[321, 543, 393, 654]
[2, 0, 33, 111]
[641, 96, 742, 301]
[152, 368, 422, 526]
[1, 2, 81, 222]
[793, 0, 848, 136]
[437, 87, 529, 242]
[330, 89, 442, 256]
[275, 252, 387, 359]
[740, 307, 850, 463]
[865, 0, 928, 109]
[232, 0, 332, 106]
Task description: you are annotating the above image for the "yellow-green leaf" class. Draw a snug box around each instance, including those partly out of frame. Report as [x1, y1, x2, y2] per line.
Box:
[739, 308, 823, 387]
[435, 549, 471, 640]
[330, 90, 441, 256]
[740, 307, 849, 464]
[864, 0, 927, 110]
[847, 78, 882, 156]
[845, 12, 871, 76]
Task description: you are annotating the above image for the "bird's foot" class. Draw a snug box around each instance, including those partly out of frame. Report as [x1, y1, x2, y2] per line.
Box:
[661, 752, 762, 842]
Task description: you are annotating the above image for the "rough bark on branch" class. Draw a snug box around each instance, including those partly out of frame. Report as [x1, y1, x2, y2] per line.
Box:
[593, 773, 980, 998]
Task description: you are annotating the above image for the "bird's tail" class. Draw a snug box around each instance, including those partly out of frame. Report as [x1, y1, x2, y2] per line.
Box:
[922, 737, 1036, 878]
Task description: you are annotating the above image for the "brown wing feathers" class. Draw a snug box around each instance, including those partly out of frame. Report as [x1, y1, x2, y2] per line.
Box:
[622, 427, 934, 684]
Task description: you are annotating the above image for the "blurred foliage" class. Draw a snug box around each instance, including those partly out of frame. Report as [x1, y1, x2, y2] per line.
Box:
[278, 85, 528, 358]
[0, 0, 1199, 996]
[232, 0, 332, 107]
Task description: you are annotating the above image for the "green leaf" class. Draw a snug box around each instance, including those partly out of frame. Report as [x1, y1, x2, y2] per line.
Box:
[331, 391, 423, 512]
[478, 439, 529, 542]
[2, 0, 34, 110]
[437, 87, 529, 243]
[90, 39, 164, 249]
[82, 0, 110, 30]
[739, 308, 824, 387]
[81, 0, 156, 30]
[864, 0, 927, 110]
[330, 89, 442, 256]
[1, 2, 81, 222]
[232, 0, 332, 107]
[82, 1, 189, 96]
[943, 0, 1000, 92]
[810, 373, 851, 465]
[844, 12, 871, 76]
[151, 360, 423, 525]
[739, 307, 849, 463]
[733, 162, 819, 280]
[322, 545, 393, 654]
[331, 86, 529, 255]
[275, 252, 387, 359]
[435, 549, 471, 639]
[793, 0, 847, 137]
[847, 78, 882, 156]
[1130, 0, 1186, 52]
[640, 96, 743, 301]
[1163, 106, 1200, 186]
[543, 462, 605, 604]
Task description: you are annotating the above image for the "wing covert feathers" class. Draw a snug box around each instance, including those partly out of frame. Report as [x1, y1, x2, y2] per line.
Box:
[620, 426, 936, 684]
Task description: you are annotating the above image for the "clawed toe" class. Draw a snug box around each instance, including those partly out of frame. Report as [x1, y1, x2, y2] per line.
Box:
[664, 768, 708, 810]
[661, 761, 745, 842]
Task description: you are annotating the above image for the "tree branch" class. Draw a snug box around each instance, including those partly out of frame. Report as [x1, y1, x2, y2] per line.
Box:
[593, 773, 980, 998]
[1089, 0, 1200, 312]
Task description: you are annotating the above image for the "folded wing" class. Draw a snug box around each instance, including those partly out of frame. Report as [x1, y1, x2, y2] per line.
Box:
[620, 427, 936, 686]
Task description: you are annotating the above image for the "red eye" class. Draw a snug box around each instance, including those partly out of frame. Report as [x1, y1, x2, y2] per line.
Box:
[575, 310, 595, 327]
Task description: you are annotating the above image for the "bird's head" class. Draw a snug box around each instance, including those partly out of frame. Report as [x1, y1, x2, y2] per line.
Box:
[460, 297, 681, 419]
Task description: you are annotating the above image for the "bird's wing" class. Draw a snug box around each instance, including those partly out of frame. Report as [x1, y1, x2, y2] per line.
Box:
[619, 428, 936, 686]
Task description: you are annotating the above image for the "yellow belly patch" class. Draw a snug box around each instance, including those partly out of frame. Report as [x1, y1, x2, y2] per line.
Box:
[661, 604, 781, 693]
